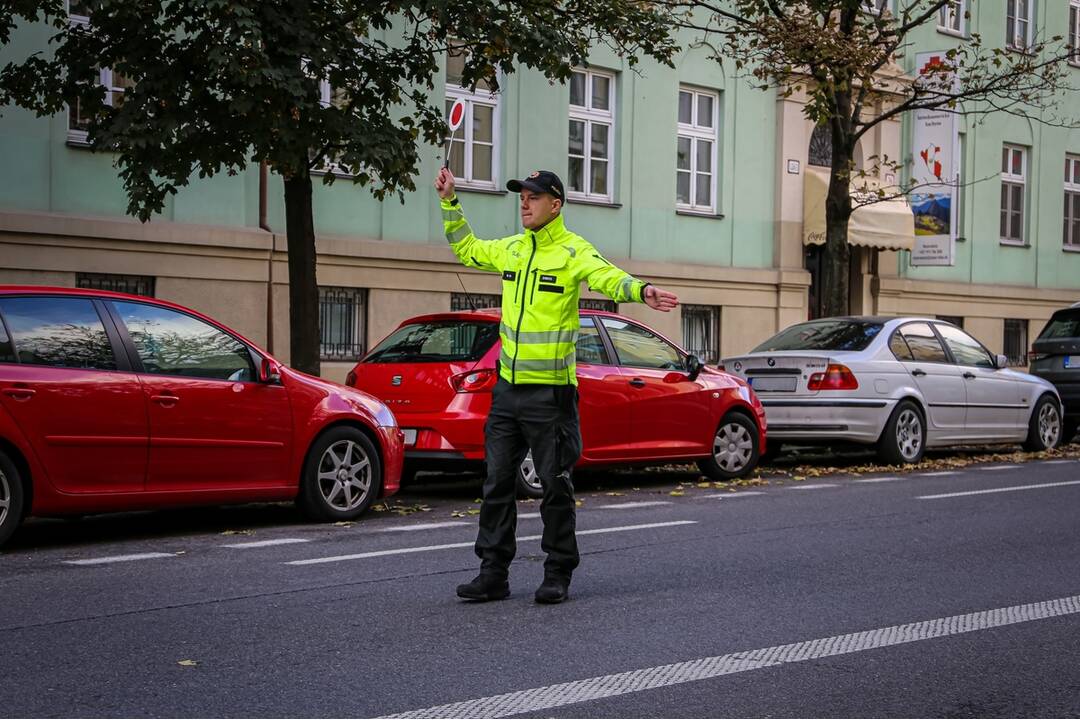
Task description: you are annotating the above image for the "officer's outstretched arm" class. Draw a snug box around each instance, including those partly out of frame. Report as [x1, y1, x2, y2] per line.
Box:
[578, 247, 649, 304]
[440, 196, 510, 273]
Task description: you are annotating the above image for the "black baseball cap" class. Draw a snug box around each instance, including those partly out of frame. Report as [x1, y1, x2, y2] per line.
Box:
[507, 170, 564, 200]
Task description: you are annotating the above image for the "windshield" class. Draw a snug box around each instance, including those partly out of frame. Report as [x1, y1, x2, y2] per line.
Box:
[364, 321, 499, 363]
[1037, 309, 1080, 340]
[752, 320, 884, 352]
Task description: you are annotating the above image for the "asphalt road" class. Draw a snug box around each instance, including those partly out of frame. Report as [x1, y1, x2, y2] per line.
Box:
[2, 457, 1080, 717]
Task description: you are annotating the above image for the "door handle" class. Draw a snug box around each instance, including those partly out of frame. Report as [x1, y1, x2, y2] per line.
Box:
[2, 387, 35, 400]
[911, 369, 927, 377]
[628, 378, 646, 388]
[963, 372, 976, 379]
[150, 394, 179, 406]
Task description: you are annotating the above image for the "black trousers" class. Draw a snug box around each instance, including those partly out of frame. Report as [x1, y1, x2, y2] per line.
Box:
[475, 377, 582, 579]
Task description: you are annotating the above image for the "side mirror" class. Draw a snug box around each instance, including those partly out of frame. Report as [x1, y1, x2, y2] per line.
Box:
[995, 354, 1009, 369]
[685, 354, 703, 382]
[260, 358, 282, 385]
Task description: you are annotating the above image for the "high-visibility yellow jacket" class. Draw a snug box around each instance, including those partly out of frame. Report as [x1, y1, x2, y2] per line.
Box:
[442, 196, 648, 386]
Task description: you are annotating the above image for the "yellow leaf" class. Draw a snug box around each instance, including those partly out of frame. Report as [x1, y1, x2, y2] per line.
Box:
[669, 490, 685, 497]
[575, 500, 584, 507]
[178, 660, 199, 667]
[696, 482, 711, 489]
[466, 509, 480, 515]
[332, 521, 354, 527]
[219, 529, 255, 536]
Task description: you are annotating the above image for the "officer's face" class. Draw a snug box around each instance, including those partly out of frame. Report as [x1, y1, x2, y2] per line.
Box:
[520, 191, 561, 230]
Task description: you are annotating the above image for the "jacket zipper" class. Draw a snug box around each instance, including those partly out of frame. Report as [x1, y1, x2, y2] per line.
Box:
[529, 268, 539, 305]
[511, 234, 538, 383]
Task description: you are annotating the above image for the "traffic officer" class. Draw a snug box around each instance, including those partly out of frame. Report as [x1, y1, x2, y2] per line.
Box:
[435, 167, 679, 604]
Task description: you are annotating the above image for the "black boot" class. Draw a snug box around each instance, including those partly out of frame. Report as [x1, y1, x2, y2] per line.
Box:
[456, 574, 510, 602]
[534, 574, 570, 604]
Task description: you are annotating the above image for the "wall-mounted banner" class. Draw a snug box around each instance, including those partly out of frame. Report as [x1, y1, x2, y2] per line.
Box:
[910, 52, 959, 267]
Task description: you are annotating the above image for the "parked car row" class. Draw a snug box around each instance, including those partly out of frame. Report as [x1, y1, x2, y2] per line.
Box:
[0, 284, 1075, 547]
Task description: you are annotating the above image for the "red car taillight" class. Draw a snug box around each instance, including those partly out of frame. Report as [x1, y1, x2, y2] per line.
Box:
[345, 370, 358, 387]
[807, 364, 859, 391]
[451, 368, 498, 393]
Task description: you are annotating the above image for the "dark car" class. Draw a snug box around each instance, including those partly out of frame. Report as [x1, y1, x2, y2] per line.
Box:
[1030, 303, 1080, 443]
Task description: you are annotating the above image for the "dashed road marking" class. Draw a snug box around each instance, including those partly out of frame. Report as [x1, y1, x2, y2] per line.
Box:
[854, 476, 901, 484]
[519, 512, 541, 519]
[921, 471, 960, 477]
[699, 492, 766, 500]
[221, 538, 311, 549]
[786, 484, 838, 490]
[918, 479, 1080, 500]
[1044, 460, 1074, 465]
[979, 465, 1021, 471]
[380, 593, 1080, 718]
[64, 552, 175, 566]
[372, 522, 471, 533]
[285, 521, 697, 566]
[600, 501, 673, 510]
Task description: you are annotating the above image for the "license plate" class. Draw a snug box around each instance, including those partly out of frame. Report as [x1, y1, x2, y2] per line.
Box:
[402, 429, 417, 446]
[748, 376, 798, 392]
[1066, 356, 1080, 369]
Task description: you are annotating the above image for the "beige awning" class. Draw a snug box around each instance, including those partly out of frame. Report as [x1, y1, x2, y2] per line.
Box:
[802, 169, 915, 251]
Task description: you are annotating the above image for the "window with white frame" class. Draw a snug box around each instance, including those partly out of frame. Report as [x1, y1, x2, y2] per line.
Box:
[1000, 144, 1027, 244]
[445, 45, 498, 189]
[568, 68, 615, 202]
[66, 4, 133, 145]
[676, 87, 719, 214]
[1065, 154, 1080, 249]
[310, 76, 355, 176]
[938, 0, 965, 34]
[1069, 1, 1080, 62]
[681, 305, 720, 364]
[1006, 0, 1034, 50]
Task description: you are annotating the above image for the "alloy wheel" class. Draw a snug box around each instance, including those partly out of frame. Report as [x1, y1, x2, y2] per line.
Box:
[317, 439, 373, 512]
[0, 467, 9, 530]
[896, 408, 923, 461]
[1038, 402, 1061, 448]
[713, 422, 754, 473]
[520, 451, 541, 493]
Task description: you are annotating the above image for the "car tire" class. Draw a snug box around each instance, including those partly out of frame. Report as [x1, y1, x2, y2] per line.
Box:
[877, 400, 926, 465]
[697, 412, 760, 481]
[1022, 394, 1063, 452]
[0, 450, 26, 548]
[517, 451, 545, 499]
[298, 427, 382, 522]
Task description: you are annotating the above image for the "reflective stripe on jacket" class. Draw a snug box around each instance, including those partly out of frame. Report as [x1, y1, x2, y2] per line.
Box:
[442, 196, 647, 386]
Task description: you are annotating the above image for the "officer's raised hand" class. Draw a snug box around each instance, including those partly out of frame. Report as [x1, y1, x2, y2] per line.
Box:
[435, 167, 456, 200]
[644, 285, 679, 312]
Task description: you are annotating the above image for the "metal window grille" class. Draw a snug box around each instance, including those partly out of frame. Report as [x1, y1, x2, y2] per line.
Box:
[1003, 318, 1028, 366]
[936, 315, 964, 329]
[808, 124, 832, 168]
[451, 293, 501, 311]
[76, 272, 155, 297]
[319, 287, 367, 361]
[579, 298, 617, 312]
[681, 304, 720, 363]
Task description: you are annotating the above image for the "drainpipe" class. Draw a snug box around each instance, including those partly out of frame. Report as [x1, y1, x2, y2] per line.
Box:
[260, 161, 274, 353]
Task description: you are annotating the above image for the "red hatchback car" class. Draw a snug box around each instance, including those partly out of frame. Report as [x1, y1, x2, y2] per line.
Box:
[0, 286, 403, 547]
[348, 309, 766, 497]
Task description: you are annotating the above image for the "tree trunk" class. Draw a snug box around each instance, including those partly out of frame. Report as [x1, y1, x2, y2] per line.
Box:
[822, 170, 853, 317]
[283, 166, 320, 377]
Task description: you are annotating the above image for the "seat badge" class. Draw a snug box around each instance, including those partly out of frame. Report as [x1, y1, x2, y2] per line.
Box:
[391, 375, 402, 386]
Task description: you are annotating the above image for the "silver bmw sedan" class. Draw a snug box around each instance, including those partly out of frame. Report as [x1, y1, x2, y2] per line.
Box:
[722, 317, 1063, 464]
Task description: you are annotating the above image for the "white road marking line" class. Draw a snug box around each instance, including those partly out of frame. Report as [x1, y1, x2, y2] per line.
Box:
[699, 492, 766, 500]
[599, 501, 673, 510]
[519, 512, 541, 519]
[1044, 460, 1074, 465]
[854, 476, 901, 484]
[979, 465, 1021, 471]
[786, 484, 838, 490]
[921, 471, 960, 477]
[380, 593, 1080, 719]
[373, 522, 471, 533]
[64, 552, 175, 566]
[918, 479, 1080, 500]
[221, 538, 311, 549]
[286, 521, 697, 566]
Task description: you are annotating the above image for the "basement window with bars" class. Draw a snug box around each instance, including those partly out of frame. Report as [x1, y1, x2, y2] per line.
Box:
[76, 272, 155, 297]
[1003, 318, 1028, 366]
[319, 287, 367, 361]
[681, 304, 720, 364]
[450, 293, 500, 311]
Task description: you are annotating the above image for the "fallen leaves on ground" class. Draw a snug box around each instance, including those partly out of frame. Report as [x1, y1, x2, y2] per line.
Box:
[177, 660, 199, 667]
[219, 529, 255, 536]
